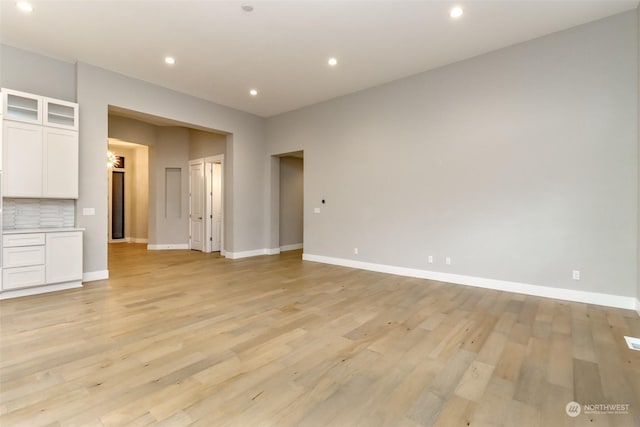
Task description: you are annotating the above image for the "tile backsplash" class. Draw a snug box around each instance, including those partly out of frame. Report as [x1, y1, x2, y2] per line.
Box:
[3, 199, 75, 229]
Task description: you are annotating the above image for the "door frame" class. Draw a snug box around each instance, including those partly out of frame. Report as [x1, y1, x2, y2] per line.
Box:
[204, 155, 224, 255]
[188, 159, 205, 251]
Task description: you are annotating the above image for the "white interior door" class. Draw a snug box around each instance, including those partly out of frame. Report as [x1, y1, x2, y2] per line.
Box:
[189, 161, 204, 251]
[211, 163, 222, 251]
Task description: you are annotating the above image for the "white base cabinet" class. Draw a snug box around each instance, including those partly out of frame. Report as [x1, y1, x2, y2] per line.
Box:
[3, 266, 46, 290]
[46, 232, 82, 284]
[1, 230, 83, 298]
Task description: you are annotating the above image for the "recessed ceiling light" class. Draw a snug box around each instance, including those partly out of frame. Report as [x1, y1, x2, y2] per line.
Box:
[241, 3, 253, 12]
[249, 89, 258, 96]
[328, 58, 338, 67]
[16, 1, 33, 12]
[165, 56, 176, 65]
[450, 6, 463, 18]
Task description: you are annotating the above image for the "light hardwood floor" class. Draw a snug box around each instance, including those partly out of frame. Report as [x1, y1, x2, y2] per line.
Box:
[1, 243, 639, 426]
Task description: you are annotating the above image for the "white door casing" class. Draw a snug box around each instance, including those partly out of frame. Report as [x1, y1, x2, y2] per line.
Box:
[204, 155, 224, 254]
[210, 162, 222, 251]
[189, 160, 205, 251]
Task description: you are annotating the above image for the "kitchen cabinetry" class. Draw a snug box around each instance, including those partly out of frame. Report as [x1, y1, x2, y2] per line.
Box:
[45, 232, 82, 284]
[3, 121, 43, 197]
[1, 89, 78, 199]
[1, 89, 42, 124]
[1, 229, 83, 298]
[2, 233, 46, 290]
[43, 127, 78, 198]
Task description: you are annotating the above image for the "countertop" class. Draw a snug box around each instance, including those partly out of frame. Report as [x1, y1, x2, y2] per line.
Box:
[3, 228, 85, 235]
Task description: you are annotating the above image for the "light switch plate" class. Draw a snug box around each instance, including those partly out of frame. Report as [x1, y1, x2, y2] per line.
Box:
[83, 208, 96, 216]
[314, 207, 320, 214]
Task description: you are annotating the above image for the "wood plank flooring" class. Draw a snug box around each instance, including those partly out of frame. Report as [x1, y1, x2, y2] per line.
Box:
[1, 243, 639, 426]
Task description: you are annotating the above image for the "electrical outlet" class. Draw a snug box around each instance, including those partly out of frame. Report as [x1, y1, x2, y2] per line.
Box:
[445, 257, 451, 265]
[428, 255, 433, 264]
[572, 270, 580, 280]
[354, 248, 358, 255]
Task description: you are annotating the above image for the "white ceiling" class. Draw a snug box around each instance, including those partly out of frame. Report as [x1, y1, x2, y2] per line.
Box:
[1, 0, 638, 117]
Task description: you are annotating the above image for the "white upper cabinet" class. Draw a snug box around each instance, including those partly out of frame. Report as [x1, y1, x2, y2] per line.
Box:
[43, 127, 78, 198]
[2, 89, 43, 125]
[43, 97, 78, 130]
[1, 89, 78, 131]
[1, 88, 79, 198]
[3, 121, 44, 198]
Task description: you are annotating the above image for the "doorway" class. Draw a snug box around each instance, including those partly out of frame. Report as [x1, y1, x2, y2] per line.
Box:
[278, 152, 304, 253]
[189, 155, 224, 253]
[107, 139, 149, 244]
[111, 170, 125, 239]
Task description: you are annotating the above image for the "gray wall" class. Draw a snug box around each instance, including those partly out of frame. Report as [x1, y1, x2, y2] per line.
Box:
[189, 129, 226, 160]
[154, 127, 190, 245]
[279, 156, 304, 247]
[109, 115, 157, 146]
[637, 5, 640, 306]
[266, 11, 639, 297]
[1, 45, 76, 101]
[75, 62, 265, 273]
[109, 117, 230, 247]
[1, 49, 266, 274]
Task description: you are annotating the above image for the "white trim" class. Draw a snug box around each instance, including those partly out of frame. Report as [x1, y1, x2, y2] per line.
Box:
[280, 243, 303, 252]
[302, 253, 637, 310]
[147, 244, 190, 250]
[108, 237, 147, 244]
[225, 248, 284, 259]
[635, 299, 640, 316]
[0, 281, 82, 300]
[225, 248, 285, 259]
[83, 270, 109, 282]
[225, 249, 268, 259]
[204, 155, 224, 254]
[188, 159, 206, 251]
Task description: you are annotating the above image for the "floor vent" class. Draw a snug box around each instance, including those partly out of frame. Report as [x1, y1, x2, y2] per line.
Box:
[623, 336, 640, 351]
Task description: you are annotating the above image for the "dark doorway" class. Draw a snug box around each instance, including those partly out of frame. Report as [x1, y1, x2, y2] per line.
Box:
[112, 171, 125, 239]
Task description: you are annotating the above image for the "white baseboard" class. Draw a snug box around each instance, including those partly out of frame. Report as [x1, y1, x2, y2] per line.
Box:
[226, 249, 270, 259]
[109, 238, 148, 244]
[83, 270, 109, 282]
[0, 281, 82, 300]
[280, 243, 303, 252]
[636, 299, 640, 316]
[266, 248, 281, 255]
[147, 244, 190, 250]
[302, 253, 637, 310]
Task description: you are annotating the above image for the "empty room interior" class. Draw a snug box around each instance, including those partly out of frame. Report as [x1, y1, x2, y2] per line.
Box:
[1, 0, 640, 425]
